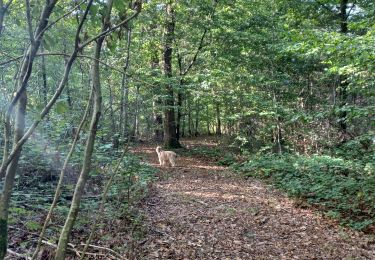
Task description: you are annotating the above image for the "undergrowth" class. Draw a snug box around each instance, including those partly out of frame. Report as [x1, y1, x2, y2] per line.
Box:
[234, 154, 375, 231]
[7, 142, 156, 257]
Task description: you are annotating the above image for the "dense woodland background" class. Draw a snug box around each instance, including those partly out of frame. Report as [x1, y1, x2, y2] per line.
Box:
[0, 0, 374, 258]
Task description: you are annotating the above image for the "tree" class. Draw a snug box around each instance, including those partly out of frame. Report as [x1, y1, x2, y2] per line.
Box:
[162, 1, 181, 148]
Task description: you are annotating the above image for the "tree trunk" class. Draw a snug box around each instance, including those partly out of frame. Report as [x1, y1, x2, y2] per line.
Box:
[150, 47, 163, 142]
[0, 91, 26, 258]
[163, 1, 181, 148]
[216, 102, 221, 135]
[40, 43, 48, 110]
[194, 99, 200, 136]
[182, 98, 186, 137]
[153, 99, 163, 142]
[0, 1, 57, 256]
[131, 85, 140, 141]
[338, 0, 349, 140]
[54, 0, 112, 257]
[176, 80, 183, 140]
[120, 28, 132, 140]
[0, 0, 12, 36]
[0, 5, 4, 36]
[188, 95, 192, 136]
[108, 81, 118, 148]
[206, 104, 210, 135]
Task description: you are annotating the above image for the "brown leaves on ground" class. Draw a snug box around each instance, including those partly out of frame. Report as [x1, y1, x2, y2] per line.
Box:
[132, 139, 375, 259]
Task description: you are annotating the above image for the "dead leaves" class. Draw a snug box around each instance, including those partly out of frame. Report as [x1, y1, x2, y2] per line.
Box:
[133, 140, 375, 259]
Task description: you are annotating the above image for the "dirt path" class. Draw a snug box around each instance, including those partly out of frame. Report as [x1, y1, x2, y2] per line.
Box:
[133, 139, 375, 259]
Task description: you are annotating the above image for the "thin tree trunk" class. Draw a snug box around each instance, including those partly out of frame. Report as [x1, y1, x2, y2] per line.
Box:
[338, 0, 349, 140]
[40, 43, 48, 109]
[153, 100, 163, 142]
[80, 148, 127, 259]
[54, 1, 113, 258]
[62, 43, 73, 109]
[132, 85, 140, 141]
[188, 95, 192, 136]
[123, 84, 129, 139]
[0, 1, 58, 256]
[194, 99, 199, 136]
[120, 28, 132, 140]
[108, 81, 118, 148]
[0, 0, 12, 36]
[151, 47, 163, 142]
[31, 88, 93, 260]
[182, 98, 186, 137]
[216, 102, 221, 135]
[176, 79, 183, 140]
[206, 104, 210, 135]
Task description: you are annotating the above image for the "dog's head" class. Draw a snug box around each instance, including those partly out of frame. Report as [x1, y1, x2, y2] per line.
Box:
[156, 146, 162, 153]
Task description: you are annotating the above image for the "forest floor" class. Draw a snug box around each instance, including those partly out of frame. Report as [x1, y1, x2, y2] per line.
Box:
[132, 138, 375, 259]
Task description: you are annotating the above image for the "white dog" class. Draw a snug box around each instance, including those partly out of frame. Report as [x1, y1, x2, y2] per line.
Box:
[156, 146, 177, 167]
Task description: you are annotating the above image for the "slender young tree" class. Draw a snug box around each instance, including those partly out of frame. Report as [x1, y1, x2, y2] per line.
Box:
[0, 1, 58, 256]
[55, 1, 142, 258]
[0, 0, 12, 36]
[54, 1, 113, 257]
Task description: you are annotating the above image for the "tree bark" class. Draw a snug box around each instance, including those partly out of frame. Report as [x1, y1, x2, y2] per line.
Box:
[55, 0, 113, 258]
[0, 0, 12, 36]
[206, 104, 210, 135]
[31, 88, 93, 260]
[188, 95, 192, 136]
[120, 28, 132, 140]
[338, 0, 349, 140]
[163, 1, 180, 148]
[40, 43, 48, 110]
[216, 101, 221, 135]
[194, 98, 200, 136]
[150, 47, 163, 142]
[131, 85, 140, 141]
[0, 1, 57, 257]
[176, 81, 183, 140]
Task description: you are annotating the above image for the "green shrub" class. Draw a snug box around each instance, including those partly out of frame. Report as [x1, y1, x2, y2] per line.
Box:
[235, 154, 375, 230]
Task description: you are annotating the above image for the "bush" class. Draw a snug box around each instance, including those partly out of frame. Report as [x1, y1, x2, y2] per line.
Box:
[234, 154, 375, 230]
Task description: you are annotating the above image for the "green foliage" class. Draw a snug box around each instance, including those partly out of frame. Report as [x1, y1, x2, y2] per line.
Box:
[108, 155, 156, 207]
[25, 221, 42, 231]
[218, 154, 236, 166]
[235, 154, 375, 230]
[184, 146, 237, 166]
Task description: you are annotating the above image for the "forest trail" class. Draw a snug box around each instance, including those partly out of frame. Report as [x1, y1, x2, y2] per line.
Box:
[132, 138, 375, 259]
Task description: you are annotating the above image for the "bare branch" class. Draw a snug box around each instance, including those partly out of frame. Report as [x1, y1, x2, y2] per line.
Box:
[346, 1, 357, 19]
[74, 0, 94, 49]
[35, 0, 86, 41]
[4, 0, 13, 10]
[316, 0, 337, 14]
[181, 28, 207, 76]
[0, 52, 127, 74]
[0, 0, 94, 180]
[80, 8, 141, 49]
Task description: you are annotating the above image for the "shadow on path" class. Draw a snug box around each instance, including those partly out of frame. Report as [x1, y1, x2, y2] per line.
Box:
[132, 138, 375, 259]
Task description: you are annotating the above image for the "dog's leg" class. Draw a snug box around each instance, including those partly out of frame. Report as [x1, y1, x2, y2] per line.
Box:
[157, 154, 162, 166]
[169, 155, 176, 167]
